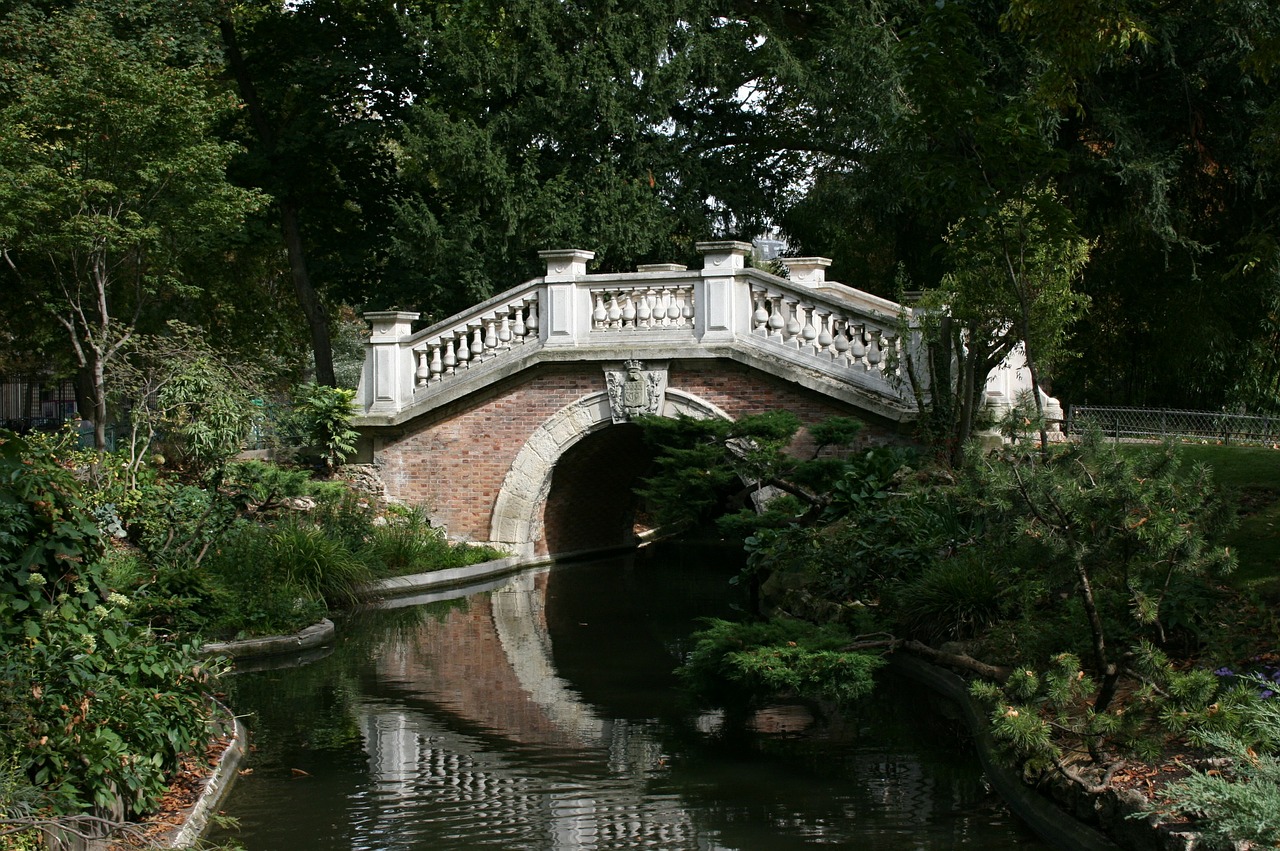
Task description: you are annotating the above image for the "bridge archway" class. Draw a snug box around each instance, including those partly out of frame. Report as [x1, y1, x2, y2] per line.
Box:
[489, 389, 730, 555]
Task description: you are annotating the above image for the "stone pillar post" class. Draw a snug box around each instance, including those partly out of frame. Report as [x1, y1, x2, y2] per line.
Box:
[779, 256, 832, 285]
[695, 240, 753, 342]
[361, 311, 420, 414]
[538, 249, 594, 347]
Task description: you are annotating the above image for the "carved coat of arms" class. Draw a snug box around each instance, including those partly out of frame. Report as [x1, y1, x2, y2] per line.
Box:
[605, 361, 666, 423]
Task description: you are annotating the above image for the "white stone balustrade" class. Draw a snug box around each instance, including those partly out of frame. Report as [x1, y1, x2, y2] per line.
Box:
[357, 243, 926, 423]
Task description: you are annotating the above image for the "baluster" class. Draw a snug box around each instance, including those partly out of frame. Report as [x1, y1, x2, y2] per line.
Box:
[680, 286, 694, 325]
[867, 329, 883, 371]
[666, 287, 681, 324]
[637, 288, 653, 328]
[817, 310, 834, 358]
[832, 319, 851, 365]
[622, 293, 637, 328]
[752, 289, 769, 335]
[767, 294, 785, 340]
[456, 327, 471, 367]
[800, 303, 819, 355]
[415, 349, 430, 386]
[471, 325, 485, 362]
[512, 303, 527, 340]
[429, 344, 443, 382]
[593, 293, 607, 329]
[497, 311, 512, 348]
[784, 299, 801, 346]
[524, 298, 538, 337]
[882, 333, 897, 377]
[850, 324, 867, 367]
[442, 334, 457, 375]
[484, 318, 498, 352]
[607, 293, 622, 328]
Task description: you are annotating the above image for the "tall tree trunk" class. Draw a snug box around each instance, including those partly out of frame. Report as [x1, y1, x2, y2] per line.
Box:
[281, 205, 335, 386]
[953, 321, 979, 465]
[219, 15, 335, 386]
[90, 350, 107, 452]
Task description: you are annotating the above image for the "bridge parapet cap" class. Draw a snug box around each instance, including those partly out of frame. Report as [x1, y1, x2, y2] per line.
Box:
[780, 257, 832, 284]
[635, 263, 688, 272]
[696, 240, 753, 271]
[539, 249, 595, 279]
[364, 311, 420, 341]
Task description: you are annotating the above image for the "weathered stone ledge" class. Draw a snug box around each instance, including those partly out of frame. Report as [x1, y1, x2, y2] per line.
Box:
[355, 554, 552, 599]
[355, 542, 644, 601]
[889, 652, 1121, 851]
[162, 704, 248, 849]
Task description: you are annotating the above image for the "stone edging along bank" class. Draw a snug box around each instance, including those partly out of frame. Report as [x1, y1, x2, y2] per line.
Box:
[163, 705, 247, 849]
[889, 653, 1121, 851]
[891, 653, 1222, 851]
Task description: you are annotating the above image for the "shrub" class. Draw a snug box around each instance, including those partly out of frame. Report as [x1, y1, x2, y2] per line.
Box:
[679, 616, 886, 708]
[282, 383, 360, 472]
[1152, 679, 1280, 847]
[199, 522, 326, 639]
[264, 516, 371, 606]
[0, 432, 219, 817]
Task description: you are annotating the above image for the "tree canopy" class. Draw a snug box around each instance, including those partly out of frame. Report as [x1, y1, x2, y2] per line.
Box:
[2, 0, 1277, 414]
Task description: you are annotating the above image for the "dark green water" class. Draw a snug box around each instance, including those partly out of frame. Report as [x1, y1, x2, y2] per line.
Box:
[210, 543, 1050, 850]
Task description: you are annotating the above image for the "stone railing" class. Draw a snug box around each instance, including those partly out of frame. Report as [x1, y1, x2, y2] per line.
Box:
[357, 242, 923, 419]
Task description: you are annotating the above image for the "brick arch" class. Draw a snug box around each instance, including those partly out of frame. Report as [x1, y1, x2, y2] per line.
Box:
[489, 389, 731, 554]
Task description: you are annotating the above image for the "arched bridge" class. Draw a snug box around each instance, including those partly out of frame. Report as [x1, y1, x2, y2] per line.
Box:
[354, 241, 1037, 556]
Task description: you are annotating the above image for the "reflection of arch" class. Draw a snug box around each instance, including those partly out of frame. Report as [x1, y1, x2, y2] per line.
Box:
[489, 389, 732, 554]
[490, 569, 604, 740]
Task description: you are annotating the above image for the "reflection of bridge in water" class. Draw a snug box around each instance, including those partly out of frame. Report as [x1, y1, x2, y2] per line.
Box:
[359, 569, 704, 848]
[349, 567, 945, 850]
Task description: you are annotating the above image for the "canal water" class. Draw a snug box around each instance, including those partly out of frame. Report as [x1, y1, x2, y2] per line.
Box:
[210, 543, 1050, 850]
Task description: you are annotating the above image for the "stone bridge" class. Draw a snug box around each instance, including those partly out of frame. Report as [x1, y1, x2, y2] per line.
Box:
[355, 241, 1038, 556]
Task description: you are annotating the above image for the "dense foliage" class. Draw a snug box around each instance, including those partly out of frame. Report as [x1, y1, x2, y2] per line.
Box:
[0, 433, 217, 818]
[0, 423, 505, 836]
[2, 0, 1276, 415]
[641, 413, 1276, 841]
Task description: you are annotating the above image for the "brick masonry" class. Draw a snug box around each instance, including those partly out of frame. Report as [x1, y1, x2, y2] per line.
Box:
[371, 359, 906, 554]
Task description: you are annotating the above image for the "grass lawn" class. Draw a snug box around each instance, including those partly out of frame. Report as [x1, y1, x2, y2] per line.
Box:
[1130, 443, 1280, 600]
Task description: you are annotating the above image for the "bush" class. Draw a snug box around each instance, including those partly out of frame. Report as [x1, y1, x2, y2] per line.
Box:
[265, 516, 371, 606]
[1152, 679, 1280, 847]
[0, 432, 219, 817]
[281, 383, 360, 472]
[679, 616, 885, 708]
[199, 522, 330, 639]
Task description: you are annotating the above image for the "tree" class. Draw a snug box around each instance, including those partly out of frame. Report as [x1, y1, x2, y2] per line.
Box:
[218, 0, 423, 385]
[384, 0, 756, 318]
[931, 185, 1090, 456]
[0, 1, 264, 449]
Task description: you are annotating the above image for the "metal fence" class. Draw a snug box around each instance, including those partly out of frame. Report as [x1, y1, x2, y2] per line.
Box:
[1064, 405, 1280, 446]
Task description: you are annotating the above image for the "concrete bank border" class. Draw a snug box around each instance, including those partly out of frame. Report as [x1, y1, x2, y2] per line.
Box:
[137, 702, 248, 850]
[890, 654, 1220, 851]
[889, 653, 1121, 850]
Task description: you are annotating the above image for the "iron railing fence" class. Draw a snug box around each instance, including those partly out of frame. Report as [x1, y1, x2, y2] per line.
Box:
[1065, 405, 1280, 446]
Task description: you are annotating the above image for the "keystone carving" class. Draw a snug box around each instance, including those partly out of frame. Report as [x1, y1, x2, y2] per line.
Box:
[604, 360, 666, 423]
